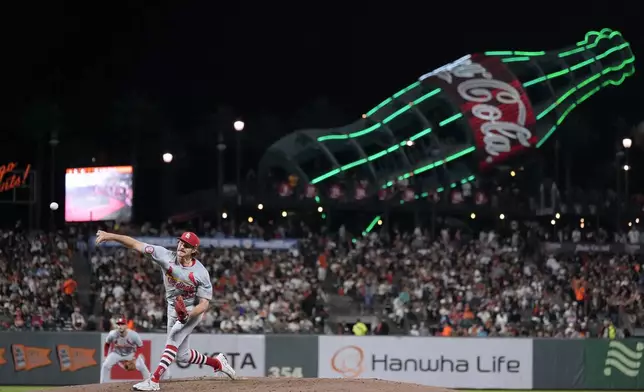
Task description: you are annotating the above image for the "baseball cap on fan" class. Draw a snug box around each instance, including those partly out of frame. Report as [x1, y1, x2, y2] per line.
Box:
[178, 231, 200, 248]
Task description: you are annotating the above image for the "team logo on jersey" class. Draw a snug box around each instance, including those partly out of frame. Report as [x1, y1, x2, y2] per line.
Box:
[12, 344, 52, 371]
[164, 268, 197, 298]
[144, 246, 154, 254]
[57, 344, 97, 372]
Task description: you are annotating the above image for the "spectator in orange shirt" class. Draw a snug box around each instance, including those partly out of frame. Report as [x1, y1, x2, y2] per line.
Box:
[463, 304, 475, 320]
[572, 277, 586, 304]
[63, 278, 77, 296]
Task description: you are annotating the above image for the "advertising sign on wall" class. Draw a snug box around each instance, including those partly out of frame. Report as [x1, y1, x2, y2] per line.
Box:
[0, 161, 31, 193]
[584, 339, 644, 389]
[425, 54, 537, 170]
[0, 332, 99, 386]
[89, 236, 298, 250]
[168, 334, 264, 378]
[543, 242, 643, 255]
[317, 336, 533, 389]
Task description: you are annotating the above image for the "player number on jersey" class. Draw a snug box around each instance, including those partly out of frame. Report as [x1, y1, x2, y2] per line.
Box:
[268, 366, 303, 378]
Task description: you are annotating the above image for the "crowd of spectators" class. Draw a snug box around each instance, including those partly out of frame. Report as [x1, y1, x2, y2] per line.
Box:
[1, 213, 644, 339]
[0, 222, 88, 331]
[332, 224, 644, 338]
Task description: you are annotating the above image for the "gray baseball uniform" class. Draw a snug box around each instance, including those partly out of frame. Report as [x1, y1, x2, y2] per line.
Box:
[140, 243, 213, 363]
[141, 244, 213, 307]
[101, 329, 151, 383]
[106, 329, 143, 356]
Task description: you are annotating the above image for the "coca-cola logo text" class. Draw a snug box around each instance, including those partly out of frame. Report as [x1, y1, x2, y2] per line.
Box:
[432, 56, 536, 168]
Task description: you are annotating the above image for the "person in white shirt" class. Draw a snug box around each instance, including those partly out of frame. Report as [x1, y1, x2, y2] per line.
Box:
[546, 255, 560, 274]
[628, 227, 640, 244]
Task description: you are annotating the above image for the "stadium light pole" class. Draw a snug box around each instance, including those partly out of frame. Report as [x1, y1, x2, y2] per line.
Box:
[234, 120, 244, 206]
[49, 130, 59, 230]
[216, 129, 226, 227]
[623, 138, 632, 203]
[161, 151, 174, 217]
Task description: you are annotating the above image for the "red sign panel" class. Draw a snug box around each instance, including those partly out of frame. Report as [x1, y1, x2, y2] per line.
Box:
[426, 54, 537, 170]
[110, 340, 151, 380]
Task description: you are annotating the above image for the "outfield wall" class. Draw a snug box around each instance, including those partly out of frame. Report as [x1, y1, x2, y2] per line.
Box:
[0, 332, 641, 389]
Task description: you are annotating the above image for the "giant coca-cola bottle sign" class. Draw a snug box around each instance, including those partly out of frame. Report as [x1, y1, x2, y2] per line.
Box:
[428, 54, 537, 170]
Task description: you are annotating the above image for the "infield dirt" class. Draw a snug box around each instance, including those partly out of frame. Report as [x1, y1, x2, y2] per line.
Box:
[25, 378, 455, 392]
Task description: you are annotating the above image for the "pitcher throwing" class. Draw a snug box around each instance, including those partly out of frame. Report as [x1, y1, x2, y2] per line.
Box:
[95, 230, 236, 391]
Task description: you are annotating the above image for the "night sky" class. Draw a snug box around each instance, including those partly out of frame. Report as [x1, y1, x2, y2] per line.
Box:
[0, 1, 642, 221]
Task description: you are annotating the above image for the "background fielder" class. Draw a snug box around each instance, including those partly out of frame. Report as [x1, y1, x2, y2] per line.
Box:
[101, 317, 151, 383]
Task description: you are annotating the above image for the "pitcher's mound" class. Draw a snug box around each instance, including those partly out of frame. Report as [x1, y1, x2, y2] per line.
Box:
[28, 377, 455, 392]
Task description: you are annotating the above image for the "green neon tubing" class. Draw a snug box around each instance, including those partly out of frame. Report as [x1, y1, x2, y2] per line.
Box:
[310, 113, 464, 184]
[523, 32, 629, 87]
[536, 55, 634, 123]
[311, 28, 632, 185]
[536, 62, 634, 148]
[361, 215, 381, 236]
[317, 87, 440, 142]
[320, 29, 623, 145]
[483, 28, 634, 149]
[315, 29, 625, 148]
[485, 28, 616, 58]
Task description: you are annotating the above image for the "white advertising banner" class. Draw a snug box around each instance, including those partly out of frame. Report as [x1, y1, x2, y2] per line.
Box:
[101, 333, 265, 383]
[317, 336, 533, 389]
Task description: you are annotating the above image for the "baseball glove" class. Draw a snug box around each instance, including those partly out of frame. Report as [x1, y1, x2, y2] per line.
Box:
[176, 295, 188, 323]
[122, 359, 137, 371]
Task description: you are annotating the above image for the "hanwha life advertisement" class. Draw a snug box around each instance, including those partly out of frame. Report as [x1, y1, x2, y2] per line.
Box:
[100, 333, 265, 383]
[318, 336, 533, 389]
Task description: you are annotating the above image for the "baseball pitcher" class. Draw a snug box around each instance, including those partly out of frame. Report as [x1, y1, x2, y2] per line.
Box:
[100, 317, 151, 383]
[95, 230, 235, 391]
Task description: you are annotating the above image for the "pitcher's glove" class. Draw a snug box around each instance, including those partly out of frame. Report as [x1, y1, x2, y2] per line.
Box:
[122, 359, 137, 371]
[176, 295, 188, 323]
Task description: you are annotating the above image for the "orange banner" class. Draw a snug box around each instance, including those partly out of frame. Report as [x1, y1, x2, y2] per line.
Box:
[65, 166, 132, 174]
[0, 161, 30, 193]
[56, 345, 97, 372]
[12, 344, 52, 371]
[0, 348, 6, 365]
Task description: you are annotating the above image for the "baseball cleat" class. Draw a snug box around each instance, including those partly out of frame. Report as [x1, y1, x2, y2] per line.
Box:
[216, 353, 236, 380]
[132, 378, 160, 391]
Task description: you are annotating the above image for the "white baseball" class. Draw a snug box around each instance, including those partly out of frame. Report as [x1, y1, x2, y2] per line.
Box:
[49, 202, 59, 211]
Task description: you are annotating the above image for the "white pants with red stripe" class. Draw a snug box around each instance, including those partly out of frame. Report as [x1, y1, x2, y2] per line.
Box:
[166, 304, 204, 364]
